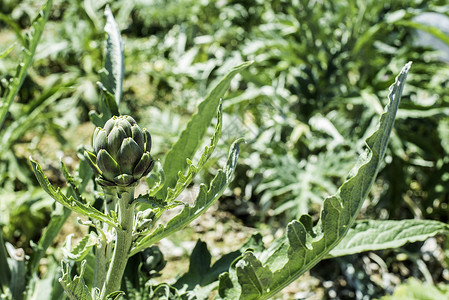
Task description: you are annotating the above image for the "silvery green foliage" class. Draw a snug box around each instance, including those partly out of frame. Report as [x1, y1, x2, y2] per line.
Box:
[29, 6, 250, 298]
[216, 62, 412, 300]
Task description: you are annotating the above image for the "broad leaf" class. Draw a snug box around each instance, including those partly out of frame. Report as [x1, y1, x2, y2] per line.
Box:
[89, 6, 123, 126]
[164, 103, 223, 205]
[160, 61, 252, 198]
[174, 240, 241, 291]
[101, 5, 124, 106]
[218, 62, 412, 299]
[328, 219, 449, 258]
[30, 158, 117, 228]
[59, 261, 92, 300]
[130, 138, 243, 256]
[137, 103, 224, 234]
[0, 0, 52, 130]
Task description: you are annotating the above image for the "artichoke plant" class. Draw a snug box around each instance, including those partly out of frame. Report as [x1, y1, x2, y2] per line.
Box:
[84, 115, 154, 187]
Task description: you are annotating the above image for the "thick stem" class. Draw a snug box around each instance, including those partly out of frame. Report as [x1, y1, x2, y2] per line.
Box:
[92, 239, 107, 298]
[100, 188, 135, 299]
[93, 188, 116, 296]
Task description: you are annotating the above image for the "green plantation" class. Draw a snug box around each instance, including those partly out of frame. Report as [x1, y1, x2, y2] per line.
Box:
[1, 0, 449, 299]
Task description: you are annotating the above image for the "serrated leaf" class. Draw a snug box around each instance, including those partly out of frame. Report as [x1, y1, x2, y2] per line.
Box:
[234, 252, 273, 300]
[164, 103, 223, 205]
[63, 232, 98, 261]
[101, 5, 124, 106]
[218, 62, 412, 299]
[61, 160, 86, 203]
[328, 219, 449, 258]
[159, 61, 252, 198]
[0, 0, 52, 130]
[30, 158, 117, 228]
[145, 160, 165, 197]
[59, 260, 92, 300]
[130, 138, 243, 256]
[29, 153, 93, 273]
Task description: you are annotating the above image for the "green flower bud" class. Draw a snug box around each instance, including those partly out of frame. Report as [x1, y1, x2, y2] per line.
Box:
[116, 138, 143, 174]
[84, 115, 154, 187]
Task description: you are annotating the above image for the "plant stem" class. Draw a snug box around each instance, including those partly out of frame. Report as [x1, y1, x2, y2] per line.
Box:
[100, 187, 135, 299]
[93, 187, 116, 296]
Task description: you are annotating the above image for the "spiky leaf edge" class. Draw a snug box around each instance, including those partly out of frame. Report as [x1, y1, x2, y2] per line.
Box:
[164, 102, 223, 205]
[159, 61, 252, 199]
[217, 62, 412, 299]
[30, 158, 117, 228]
[130, 137, 243, 257]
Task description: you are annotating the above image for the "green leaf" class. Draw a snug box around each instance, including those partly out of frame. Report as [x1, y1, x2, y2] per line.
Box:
[130, 138, 244, 256]
[159, 61, 252, 198]
[90, 6, 123, 126]
[59, 260, 92, 300]
[29, 156, 93, 273]
[328, 219, 449, 258]
[174, 240, 241, 291]
[149, 284, 183, 300]
[101, 5, 124, 106]
[164, 102, 223, 205]
[28, 260, 65, 300]
[0, 0, 53, 130]
[0, 231, 11, 291]
[30, 158, 117, 228]
[396, 20, 449, 47]
[28, 204, 71, 273]
[106, 291, 125, 300]
[0, 43, 15, 59]
[218, 62, 412, 299]
[380, 278, 449, 300]
[63, 232, 99, 261]
[145, 160, 165, 197]
[6, 243, 26, 300]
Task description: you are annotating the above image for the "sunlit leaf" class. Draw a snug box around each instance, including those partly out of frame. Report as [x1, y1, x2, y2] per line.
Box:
[130, 137, 243, 256]
[328, 219, 449, 258]
[30, 158, 117, 228]
[218, 62, 412, 299]
[159, 61, 252, 198]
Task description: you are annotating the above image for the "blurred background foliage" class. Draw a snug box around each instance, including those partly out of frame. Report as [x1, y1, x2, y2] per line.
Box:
[1, 0, 449, 298]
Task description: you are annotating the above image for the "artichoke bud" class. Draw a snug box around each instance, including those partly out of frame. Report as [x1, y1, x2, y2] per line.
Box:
[133, 152, 153, 179]
[108, 126, 127, 157]
[140, 246, 166, 278]
[97, 149, 120, 179]
[84, 150, 102, 176]
[93, 128, 107, 153]
[143, 129, 152, 152]
[117, 138, 143, 174]
[86, 115, 154, 187]
[131, 125, 145, 149]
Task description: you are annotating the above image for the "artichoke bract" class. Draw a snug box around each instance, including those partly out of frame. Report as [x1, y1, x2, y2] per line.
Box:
[84, 115, 154, 187]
